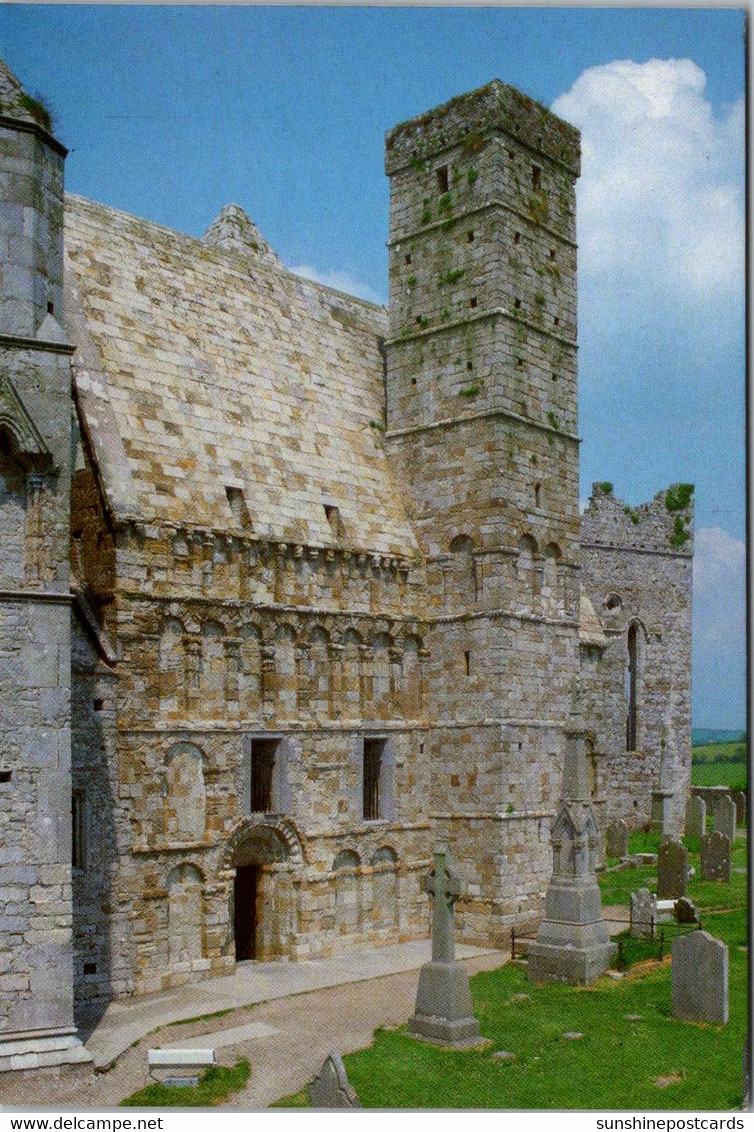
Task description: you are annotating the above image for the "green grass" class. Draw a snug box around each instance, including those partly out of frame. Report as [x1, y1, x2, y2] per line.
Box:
[691, 741, 747, 791]
[274, 835, 748, 1111]
[691, 761, 747, 790]
[121, 1059, 250, 1107]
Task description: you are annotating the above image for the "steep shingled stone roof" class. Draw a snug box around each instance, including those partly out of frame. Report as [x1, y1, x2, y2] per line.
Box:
[63, 194, 416, 555]
[0, 58, 53, 132]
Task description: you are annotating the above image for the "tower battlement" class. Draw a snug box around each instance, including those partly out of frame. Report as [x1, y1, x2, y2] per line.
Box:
[581, 482, 695, 557]
[385, 79, 580, 176]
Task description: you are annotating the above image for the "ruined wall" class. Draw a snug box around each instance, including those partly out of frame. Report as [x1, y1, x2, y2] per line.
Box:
[580, 482, 694, 836]
[384, 80, 582, 941]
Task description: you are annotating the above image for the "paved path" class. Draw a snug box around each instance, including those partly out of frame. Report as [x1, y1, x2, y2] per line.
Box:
[80, 939, 498, 1070]
[0, 946, 507, 1110]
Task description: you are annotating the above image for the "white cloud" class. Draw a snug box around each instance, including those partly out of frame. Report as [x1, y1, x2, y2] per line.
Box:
[692, 526, 746, 648]
[288, 263, 385, 306]
[552, 59, 744, 303]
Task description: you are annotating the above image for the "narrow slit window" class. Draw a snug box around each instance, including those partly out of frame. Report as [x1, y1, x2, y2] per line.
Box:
[250, 739, 278, 813]
[535, 483, 541, 507]
[405, 253, 412, 266]
[363, 739, 384, 821]
[72, 790, 86, 869]
[436, 165, 449, 194]
[514, 232, 521, 245]
[467, 231, 474, 243]
[464, 651, 471, 676]
[324, 504, 341, 537]
[531, 164, 542, 191]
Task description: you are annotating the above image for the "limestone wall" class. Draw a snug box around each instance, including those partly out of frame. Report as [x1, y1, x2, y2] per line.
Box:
[580, 483, 694, 835]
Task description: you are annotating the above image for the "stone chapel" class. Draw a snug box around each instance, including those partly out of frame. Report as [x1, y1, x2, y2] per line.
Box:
[0, 62, 693, 1070]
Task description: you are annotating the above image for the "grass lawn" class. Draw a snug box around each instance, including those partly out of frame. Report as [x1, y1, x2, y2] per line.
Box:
[691, 762, 747, 790]
[274, 832, 748, 1111]
[691, 741, 747, 791]
[121, 1059, 250, 1107]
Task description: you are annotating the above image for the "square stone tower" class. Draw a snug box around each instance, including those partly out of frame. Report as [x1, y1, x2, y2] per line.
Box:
[384, 81, 582, 941]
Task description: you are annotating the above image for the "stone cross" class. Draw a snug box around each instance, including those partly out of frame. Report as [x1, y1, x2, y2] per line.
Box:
[424, 843, 465, 963]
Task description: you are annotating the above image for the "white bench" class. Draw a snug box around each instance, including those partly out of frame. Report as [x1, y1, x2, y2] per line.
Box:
[148, 1048, 216, 1082]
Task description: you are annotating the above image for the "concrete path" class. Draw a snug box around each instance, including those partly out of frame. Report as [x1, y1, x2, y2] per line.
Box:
[80, 939, 497, 1070]
[0, 947, 508, 1110]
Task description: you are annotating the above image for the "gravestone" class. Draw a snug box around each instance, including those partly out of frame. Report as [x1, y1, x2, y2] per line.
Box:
[657, 838, 687, 900]
[630, 888, 656, 937]
[714, 794, 737, 845]
[674, 897, 700, 925]
[701, 830, 732, 883]
[606, 819, 628, 858]
[308, 1052, 360, 1108]
[685, 795, 706, 839]
[671, 930, 728, 1025]
[527, 694, 615, 984]
[407, 844, 481, 1046]
[732, 791, 747, 828]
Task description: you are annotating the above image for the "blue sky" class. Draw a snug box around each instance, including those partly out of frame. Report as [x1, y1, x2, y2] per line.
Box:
[2, 5, 746, 728]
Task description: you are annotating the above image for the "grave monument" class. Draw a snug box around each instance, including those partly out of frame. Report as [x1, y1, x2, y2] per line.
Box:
[407, 844, 482, 1047]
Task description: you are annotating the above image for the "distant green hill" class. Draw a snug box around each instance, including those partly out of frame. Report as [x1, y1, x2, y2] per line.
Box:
[692, 728, 746, 746]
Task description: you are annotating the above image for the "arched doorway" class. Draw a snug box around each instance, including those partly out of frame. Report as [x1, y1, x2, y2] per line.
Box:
[224, 817, 303, 962]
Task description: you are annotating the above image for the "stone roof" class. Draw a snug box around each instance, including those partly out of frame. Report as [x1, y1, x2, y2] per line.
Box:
[64, 194, 417, 555]
[0, 59, 53, 132]
[579, 595, 608, 649]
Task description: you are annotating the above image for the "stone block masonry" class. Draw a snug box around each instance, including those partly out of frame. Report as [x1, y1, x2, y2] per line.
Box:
[0, 60, 695, 1035]
[385, 81, 582, 941]
[580, 483, 693, 836]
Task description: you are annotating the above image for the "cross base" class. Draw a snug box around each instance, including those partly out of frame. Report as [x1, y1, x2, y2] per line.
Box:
[407, 961, 481, 1047]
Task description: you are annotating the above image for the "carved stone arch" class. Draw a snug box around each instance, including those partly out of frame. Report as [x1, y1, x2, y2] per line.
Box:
[219, 814, 305, 874]
[182, 612, 200, 636]
[307, 623, 331, 719]
[200, 618, 226, 712]
[167, 860, 205, 887]
[402, 633, 422, 719]
[333, 848, 361, 871]
[163, 741, 206, 841]
[0, 373, 53, 469]
[166, 861, 204, 968]
[343, 626, 363, 720]
[158, 617, 186, 718]
[518, 532, 538, 559]
[371, 845, 398, 867]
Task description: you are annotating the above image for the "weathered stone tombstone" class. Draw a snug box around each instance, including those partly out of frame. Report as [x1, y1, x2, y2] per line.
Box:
[674, 896, 700, 925]
[657, 838, 687, 900]
[630, 888, 657, 938]
[308, 1051, 360, 1108]
[732, 791, 747, 829]
[700, 831, 732, 883]
[685, 794, 706, 839]
[407, 844, 481, 1046]
[671, 930, 728, 1025]
[606, 819, 629, 858]
[713, 794, 737, 845]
